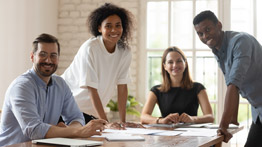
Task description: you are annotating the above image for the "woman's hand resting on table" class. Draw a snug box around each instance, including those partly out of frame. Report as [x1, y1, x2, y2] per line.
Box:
[178, 113, 196, 123]
[158, 113, 179, 124]
[158, 113, 195, 124]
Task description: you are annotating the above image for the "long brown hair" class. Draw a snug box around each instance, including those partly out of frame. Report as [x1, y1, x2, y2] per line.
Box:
[159, 46, 193, 92]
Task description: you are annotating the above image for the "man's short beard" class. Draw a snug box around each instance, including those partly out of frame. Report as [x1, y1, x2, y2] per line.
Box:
[36, 63, 57, 77]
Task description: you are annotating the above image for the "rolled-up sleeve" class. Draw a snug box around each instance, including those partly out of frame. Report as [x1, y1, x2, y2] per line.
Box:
[79, 45, 99, 89]
[117, 50, 132, 84]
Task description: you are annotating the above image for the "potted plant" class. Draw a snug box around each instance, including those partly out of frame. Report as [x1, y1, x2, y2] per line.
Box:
[106, 95, 143, 121]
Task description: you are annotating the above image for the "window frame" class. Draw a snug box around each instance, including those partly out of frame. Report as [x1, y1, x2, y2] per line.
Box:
[139, 0, 258, 125]
[140, 0, 226, 123]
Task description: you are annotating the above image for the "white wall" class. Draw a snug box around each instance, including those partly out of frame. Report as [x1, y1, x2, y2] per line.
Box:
[0, 0, 142, 110]
[0, 0, 58, 109]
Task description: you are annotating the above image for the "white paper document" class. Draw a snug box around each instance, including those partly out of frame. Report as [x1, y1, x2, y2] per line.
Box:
[94, 126, 221, 138]
[147, 123, 190, 128]
[106, 135, 145, 141]
[103, 128, 164, 135]
[92, 133, 145, 141]
[151, 130, 183, 136]
[183, 123, 239, 129]
[178, 128, 217, 137]
[99, 128, 183, 137]
[147, 123, 216, 128]
[182, 123, 213, 128]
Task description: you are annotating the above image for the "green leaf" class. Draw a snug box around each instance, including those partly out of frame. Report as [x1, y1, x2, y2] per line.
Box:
[106, 94, 143, 116]
[106, 99, 118, 111]
[126, 108, 141, 117]
[126, 100, 131, 108]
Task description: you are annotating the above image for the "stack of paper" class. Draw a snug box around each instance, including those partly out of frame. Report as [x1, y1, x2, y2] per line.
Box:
[93, 132, 145, 141]
[93, 128, 183, 140]
[103, 128, 164, 135]
[92, 124, 239, 139]
[176, 128, 217, 137]
[150, 130, 182, 136]
[105, 134, 145, 141]
[148, 123, 239, 129]
[147, 123, 190, 128]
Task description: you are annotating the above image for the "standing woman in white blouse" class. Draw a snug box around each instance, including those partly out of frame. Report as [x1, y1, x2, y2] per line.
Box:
[61, 3, 138, 129]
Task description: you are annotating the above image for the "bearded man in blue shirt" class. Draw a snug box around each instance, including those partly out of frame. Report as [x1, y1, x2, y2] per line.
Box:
[0, 33, 107, 146]
[193, 10, 262, 147]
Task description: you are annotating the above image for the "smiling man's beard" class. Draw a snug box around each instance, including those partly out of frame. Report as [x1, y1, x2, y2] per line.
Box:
[36, 63, 57, 77]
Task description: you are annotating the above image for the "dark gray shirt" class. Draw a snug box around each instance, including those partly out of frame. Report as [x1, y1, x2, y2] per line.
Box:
[212, 31, 262, 123]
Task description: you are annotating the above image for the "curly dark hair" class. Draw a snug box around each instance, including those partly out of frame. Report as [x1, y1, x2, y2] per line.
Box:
[87, 3, 134, 48]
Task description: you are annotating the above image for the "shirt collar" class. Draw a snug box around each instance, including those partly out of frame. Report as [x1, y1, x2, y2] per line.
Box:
[212, 32, 228, 57]
[98, 35, 119, 55]
[29, 68, 54, 88]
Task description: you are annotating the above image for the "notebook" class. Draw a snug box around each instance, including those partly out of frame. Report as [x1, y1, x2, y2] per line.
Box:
[32, 138, 103, 147]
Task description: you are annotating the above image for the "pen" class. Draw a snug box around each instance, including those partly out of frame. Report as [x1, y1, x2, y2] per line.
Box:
[90, 115, 98, 120]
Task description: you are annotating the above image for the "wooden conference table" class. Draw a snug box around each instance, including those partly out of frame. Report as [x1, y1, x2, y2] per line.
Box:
[4, 126, 243, 147]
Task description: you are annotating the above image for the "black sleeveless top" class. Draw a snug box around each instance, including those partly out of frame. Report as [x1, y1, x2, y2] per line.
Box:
[151, 82, 205, 117]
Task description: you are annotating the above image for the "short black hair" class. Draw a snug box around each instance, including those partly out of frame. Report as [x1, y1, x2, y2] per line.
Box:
[32, 33, 60, 55]
[193, 10, 218, 25]
[87, 3, 134, 48]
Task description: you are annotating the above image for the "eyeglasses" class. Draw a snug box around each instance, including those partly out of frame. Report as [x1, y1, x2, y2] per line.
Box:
[38, 51, 58, 60]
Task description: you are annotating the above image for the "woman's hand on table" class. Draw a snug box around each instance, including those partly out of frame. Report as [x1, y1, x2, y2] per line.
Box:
[160, 113, 179, 124]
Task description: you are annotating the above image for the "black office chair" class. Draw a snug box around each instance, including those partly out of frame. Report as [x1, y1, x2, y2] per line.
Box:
[58, 112, 97, 124]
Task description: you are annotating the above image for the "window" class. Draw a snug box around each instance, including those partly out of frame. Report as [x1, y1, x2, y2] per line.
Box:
[142, 1, 262, 146]
[143, 0, 261, 128]
[145, 0, 219, 121]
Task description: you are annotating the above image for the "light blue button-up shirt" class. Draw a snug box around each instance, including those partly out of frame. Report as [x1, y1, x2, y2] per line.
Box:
[212, 31, 262, 123]
[0, 68, 85, 146]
